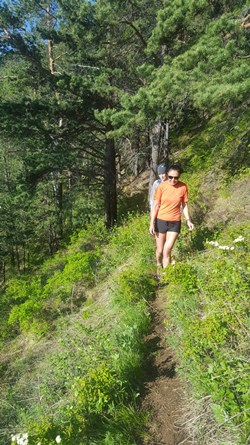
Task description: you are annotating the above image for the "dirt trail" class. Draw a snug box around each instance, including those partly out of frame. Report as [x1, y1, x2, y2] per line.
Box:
[141, 286, 194, 445]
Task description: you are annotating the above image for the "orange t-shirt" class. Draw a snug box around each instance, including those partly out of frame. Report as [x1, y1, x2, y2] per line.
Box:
[154, 180, 188, 221]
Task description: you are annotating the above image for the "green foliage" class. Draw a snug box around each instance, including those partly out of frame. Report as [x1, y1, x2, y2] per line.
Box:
[6, 276, 47, 334]
[113, 268, 156, 304]
[43, 250, 99, 299]
[1, 213, 153, 339]
[1, 212, 157, 445]
[98, 213, 155, 278]
[163, 222, 250, 442]
[112, 1, 250, 134]
[5, 236, 102, 336]
[73, 364, 123, 415]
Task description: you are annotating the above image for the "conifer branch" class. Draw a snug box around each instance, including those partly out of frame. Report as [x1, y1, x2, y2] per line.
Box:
[0, 25, 11, 39]
[0, 76, 18, 80]
[241, 13, 250, 28]
[237, 54, 250, 58]
[38, 3, 57, 21]
[121, 20, 147, 47]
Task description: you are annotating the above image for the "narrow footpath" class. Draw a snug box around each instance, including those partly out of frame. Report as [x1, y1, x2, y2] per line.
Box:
[141, 284, 194, 445]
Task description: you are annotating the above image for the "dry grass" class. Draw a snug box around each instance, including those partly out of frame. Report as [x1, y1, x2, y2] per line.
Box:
[179, 392, 242, 445]
[204, 175, 250, 228]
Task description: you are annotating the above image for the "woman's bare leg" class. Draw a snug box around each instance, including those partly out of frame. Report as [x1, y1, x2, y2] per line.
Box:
[162, 231, 179, 268]
[155, 232, 166, 266]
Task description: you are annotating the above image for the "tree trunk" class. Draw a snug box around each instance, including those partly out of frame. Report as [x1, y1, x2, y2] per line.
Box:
[117, 154, 122, 182]
[16, 246, 21, 275]
[23, 244, 26, 273]
[2, 260, 6, 286]
[162, 120, 170, 165]
[48, 39, 55, 74]
[48, 224, 53, 255]
[56, 178, 63, 240]
[104, 136, 117, 228]
[148, 120, 161, 205]
[47, 4, 55, 75]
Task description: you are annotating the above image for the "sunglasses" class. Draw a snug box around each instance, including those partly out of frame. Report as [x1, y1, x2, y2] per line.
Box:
[168, 175, 179, 180]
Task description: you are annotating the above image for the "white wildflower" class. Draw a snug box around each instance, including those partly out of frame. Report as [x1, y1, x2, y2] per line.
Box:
[55, 436, 61, 444]
[12, 434, 21, 444]
[172, 260, 176, 265]
[230, 246, 235, 250]
[219, 245, 230, 250]
[207, 240, 219, 247]
[234, 236, 245, 243]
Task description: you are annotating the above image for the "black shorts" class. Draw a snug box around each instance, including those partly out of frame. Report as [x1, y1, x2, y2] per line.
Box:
[155, 219, 181, 234]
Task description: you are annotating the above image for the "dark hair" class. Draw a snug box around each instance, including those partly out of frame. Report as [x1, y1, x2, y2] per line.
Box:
[167, 163, 183, 174]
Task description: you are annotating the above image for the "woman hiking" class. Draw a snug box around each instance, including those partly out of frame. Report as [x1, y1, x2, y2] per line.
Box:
[149, 163, 194, 268]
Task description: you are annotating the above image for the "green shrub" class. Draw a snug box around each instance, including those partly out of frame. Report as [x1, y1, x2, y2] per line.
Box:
[113, 268, 156, 304]
[73, 364, 124, 415]
[43, 250, 100, 301]
[164, 224, 250, 442]
[7, 276, 47, 334]
[6, 212, 157, 445]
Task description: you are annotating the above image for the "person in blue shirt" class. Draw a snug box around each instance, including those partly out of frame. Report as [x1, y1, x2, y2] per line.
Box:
[149, 163, 167, 215]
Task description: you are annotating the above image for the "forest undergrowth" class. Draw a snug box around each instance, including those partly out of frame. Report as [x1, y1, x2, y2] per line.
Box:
[0, 214, 158, 445]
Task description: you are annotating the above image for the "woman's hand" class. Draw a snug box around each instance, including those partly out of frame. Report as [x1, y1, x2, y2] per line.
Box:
[186, 220, 194, 231]
[149, 223, 155, 236]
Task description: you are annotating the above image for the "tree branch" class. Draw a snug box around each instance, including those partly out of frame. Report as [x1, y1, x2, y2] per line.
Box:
[237, 54, 250, 58]
[0, 76, 18, 81]
[241, 13, 250, 27]
[121, 20, 147, 47]
[38, 3, 57, 21]
[0, 25, 11, 39]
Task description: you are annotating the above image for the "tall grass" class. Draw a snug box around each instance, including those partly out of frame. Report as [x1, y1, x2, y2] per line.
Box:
[162, 222, 250, 444]
[1, 213, 157, 445]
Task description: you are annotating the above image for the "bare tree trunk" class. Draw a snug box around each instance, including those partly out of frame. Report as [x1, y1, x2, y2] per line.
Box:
[23, 244, 26, 273]
[148, 120, 161, 205]
[48, 224, 53, 255]
[104, 136, 117, 228]
[47, 5, 64, 243]
[117, 154, 122, 182]
[47, 3, 55, 75]
[2, 260, 6, 285]
[56, 177, 63, 240]
[11, 245, 15, 267]
[162, 121, 170, 165]
[16, 246, 21, 276]
[48, 39, 55, 74]
[133, 134, 141, 176]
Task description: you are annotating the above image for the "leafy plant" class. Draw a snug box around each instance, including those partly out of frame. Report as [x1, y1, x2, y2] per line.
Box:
[163, 222, 250, 443]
